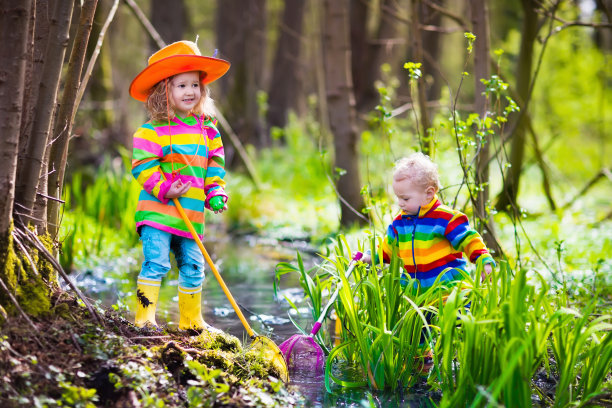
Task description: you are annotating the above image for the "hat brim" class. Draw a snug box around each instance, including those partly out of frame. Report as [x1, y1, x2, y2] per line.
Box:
[129, 55, 230, 102]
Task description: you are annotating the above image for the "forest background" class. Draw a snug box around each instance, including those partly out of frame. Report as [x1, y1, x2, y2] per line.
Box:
[0, 0, 611, 405]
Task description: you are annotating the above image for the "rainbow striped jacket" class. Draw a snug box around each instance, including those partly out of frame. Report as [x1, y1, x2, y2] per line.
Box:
[131, 114, 226, 239]
[380, 196, 494, 288]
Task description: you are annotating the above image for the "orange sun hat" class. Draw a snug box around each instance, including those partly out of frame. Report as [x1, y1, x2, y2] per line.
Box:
[129, 40, 230, 102]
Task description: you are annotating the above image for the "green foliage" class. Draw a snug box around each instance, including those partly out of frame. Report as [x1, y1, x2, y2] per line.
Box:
[279, 235, 611, 405]
[58, 382, 98, 408]
[224, 112, 338, 238]
[185, 360, 229, 407]
[60, 149, 140, 271]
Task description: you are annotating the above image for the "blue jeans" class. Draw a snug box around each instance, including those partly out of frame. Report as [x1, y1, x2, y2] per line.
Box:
[138, 225, 205, 289]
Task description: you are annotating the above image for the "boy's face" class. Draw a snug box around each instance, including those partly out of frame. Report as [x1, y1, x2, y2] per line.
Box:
[392, 177, 435, 215]
[170, 71, 201, 117]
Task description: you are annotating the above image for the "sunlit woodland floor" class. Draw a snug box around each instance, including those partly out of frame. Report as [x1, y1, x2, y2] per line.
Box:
[0, 289, 302, 407]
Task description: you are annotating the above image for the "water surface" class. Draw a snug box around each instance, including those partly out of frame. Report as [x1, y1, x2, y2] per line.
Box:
[72, 232, 435, 407]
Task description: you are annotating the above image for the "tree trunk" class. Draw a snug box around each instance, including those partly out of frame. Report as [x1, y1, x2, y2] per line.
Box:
[0, 0, 32, 234]
[47, 0, 98, 238]
[216, 0, 267, 152]
[323, 0, 365, 227]
[471, 0, 501, 255]
[410, 0, 432, 155]
[15, 0, 73, 228]
[266, 0, 307, 133]
[351, 0, 401, 114]
[420, 0, 443, 101]
[150, 0, 186, 51]
[495, 0, 538, 212]
[86, 0, 114, 132]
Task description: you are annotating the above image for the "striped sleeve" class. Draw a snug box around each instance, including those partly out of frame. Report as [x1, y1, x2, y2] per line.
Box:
[380, 223, 399, 263]
[203, 119, 227, 209]
[444, 212, 494, 265]
[131, 124, 172, 204]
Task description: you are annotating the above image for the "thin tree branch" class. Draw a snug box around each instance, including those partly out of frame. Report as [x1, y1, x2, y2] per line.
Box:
[11, 230, 39, 277]
[122, 0, 165, 48]
[563, 168, 612, 209]
[16, 224, 104, 326]
[0, 275, 44, 348]
[75, 0, 120, 110]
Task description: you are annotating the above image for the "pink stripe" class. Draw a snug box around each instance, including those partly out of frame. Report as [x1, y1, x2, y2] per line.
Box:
[208, 146, 224, 157]
[154, 123, 200, 136]
[162, 172, 205, 189]
[205, 126, 218, 140]
[143, 173, 161, 192]
[136, 220, 204, 240]
[133, 138, 163, 155]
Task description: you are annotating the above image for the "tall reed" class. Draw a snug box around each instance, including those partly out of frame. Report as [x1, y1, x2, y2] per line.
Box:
[278, 237, 612, 406]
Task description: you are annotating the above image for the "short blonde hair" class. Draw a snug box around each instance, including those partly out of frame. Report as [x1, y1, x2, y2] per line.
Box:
[393, 152, 440, 191]
[146, 74, 216, 123]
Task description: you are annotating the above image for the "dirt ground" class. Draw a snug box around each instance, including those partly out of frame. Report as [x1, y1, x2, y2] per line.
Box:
[0, 289, 302, 407]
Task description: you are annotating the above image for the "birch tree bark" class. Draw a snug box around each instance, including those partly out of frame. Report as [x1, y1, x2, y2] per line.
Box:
[0, 0, 32, 235]
[323, 0, 365, 227]
[15, 0, 73, 227]
[47, 0, 98, 238]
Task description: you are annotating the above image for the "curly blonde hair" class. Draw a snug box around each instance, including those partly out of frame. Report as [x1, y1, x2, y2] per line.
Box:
[146, 73, 216, 123]
[393, 152, 441, 192]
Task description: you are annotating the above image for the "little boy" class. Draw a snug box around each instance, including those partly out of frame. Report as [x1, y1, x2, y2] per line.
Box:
[362, 152, 495, 287]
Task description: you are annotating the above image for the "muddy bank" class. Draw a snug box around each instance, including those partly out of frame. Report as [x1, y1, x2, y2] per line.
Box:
[0, 290, 302, 407]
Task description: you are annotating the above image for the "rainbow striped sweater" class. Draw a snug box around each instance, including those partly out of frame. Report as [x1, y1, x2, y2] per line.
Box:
[380, 196, 494, 288]
[131, 114, 226, 239]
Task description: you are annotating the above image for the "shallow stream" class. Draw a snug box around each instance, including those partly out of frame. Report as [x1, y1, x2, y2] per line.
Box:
[72, 231, 434, 407]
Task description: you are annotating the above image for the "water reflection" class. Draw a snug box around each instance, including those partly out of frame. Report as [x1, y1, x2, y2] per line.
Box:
[71, 233, 436, 407]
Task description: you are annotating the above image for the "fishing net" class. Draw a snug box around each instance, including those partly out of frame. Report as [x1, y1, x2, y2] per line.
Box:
[280, 252, 363, 375]
[279, 323, 326, 373]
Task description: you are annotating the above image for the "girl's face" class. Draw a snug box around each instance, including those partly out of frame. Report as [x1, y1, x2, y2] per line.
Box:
[170, 71, 201, 117]
[392, 177, 435, 215]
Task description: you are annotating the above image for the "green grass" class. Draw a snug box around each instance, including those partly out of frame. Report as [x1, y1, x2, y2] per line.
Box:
[275, 234, 612, 406]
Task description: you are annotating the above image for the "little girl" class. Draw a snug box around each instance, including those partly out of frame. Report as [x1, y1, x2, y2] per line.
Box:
[128, 41, 230, 332]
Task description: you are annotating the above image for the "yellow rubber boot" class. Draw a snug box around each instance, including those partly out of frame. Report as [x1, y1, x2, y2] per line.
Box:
[178, 286, 205, 331]
[135, 280, 160, 327]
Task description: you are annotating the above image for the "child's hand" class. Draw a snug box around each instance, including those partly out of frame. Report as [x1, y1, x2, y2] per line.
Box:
[165, 178, 191, 199]
[358, 252, 371, 264]
[209, 196, 227, 214]
[481, 263, 493, 282]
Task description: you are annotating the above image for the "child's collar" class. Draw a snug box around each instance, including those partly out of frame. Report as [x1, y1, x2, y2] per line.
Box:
[400, 195, 439, 218]
[174, 113, 198, 125]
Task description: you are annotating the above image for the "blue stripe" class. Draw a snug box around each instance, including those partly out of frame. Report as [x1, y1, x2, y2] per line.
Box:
[161, 144, 209, 157]
[133, 159, 161, 179]
[205, 167, 226, 178]
[172, 197, 205, 212]
[138, 193, 204, 212]
[416, 267, 463, 288]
